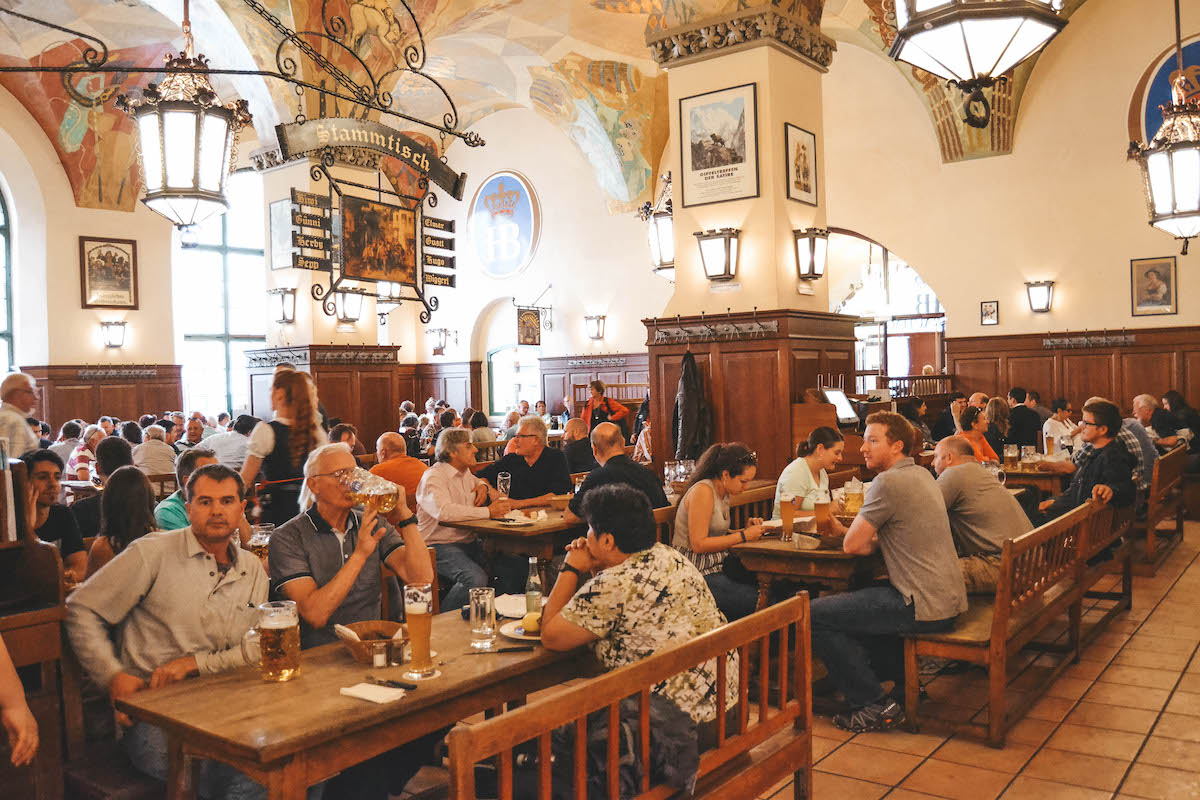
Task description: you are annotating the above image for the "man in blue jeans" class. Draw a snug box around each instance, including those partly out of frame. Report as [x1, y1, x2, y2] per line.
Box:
[811, 411, 967, 733]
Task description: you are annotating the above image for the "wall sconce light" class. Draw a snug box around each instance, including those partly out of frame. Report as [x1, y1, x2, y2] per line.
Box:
[100, 321, 127, 348]
[584, 315, 606, 341]
[793, 227, 829, 281]
[694, 228, 741, 282]
[1025, 280, 1055, 313]
[334, 288, 367, 324]
[268, 287, 296, 324]
[425, 327, 457, 354]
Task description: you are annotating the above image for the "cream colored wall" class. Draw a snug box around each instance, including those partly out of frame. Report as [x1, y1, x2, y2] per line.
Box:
[822, 0, 1199, 338]
[0, 85, 176, 366]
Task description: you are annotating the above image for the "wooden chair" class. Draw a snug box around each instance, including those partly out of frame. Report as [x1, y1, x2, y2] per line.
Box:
[729, 485, 775, 529]
[355, 453, 378, 468]
[653, 505, 677, 546]
[145, 473, 178, 502]
[1132, 445, 1186, 574]
[827, 468, 860, 491]
[903, 500, 1099, 747]
[447, 594, 813, 800]
[1079, 502, 1134, 647]
[379, 546, 440, 619]
[471, 441, 505, 461]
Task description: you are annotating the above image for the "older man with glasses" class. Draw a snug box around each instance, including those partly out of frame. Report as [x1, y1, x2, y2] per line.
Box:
[477, 416, 572, 507]
[0, 373, 41, 457]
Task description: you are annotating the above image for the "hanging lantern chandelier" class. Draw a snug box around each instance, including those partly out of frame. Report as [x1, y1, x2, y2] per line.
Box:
[637, 172, 675, 281]
[117, 0, 251, 229]
[890, 0, 1067, 128]
[1129, 0, 1200, 255]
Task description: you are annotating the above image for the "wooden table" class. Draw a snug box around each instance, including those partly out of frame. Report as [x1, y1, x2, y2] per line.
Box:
[732, 537, 880, 609]
[117, 612, 592, 800]
[1003, 468, 1070, 498]
[454, 508, 585, 587]
[60, 479, 100, 502]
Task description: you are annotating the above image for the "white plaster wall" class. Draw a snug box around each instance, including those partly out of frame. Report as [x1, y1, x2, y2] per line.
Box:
[822, 0, 1200, 337]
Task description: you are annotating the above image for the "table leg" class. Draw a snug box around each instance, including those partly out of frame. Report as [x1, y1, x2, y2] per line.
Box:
[166, 736, 199, 800]
[755, 576, 773, 611]
[265, 759, 307, 800]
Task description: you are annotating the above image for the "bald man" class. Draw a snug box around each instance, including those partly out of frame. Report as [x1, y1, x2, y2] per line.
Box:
[933, 436, 1032, 593]
[967, 393, 988, 410]
[564, 423, 668, 524]
[561, 417, 599, 473]
[370, 432, 428, 513]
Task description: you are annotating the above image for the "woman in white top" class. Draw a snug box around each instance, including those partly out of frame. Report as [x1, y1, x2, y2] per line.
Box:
[1042, 397, 1081, 452]
[772, 426, 844, 519]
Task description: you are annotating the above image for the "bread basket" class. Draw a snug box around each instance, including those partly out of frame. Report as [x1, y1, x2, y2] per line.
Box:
[338, 620, 405, 664]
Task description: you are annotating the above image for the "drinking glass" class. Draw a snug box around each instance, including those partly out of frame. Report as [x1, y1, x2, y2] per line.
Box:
[983, 461, 1006, 486]
[497, 472, 512, 498]
[248, 524, 274, 563]
[1020, 446, 1037, 466]
[1003, 445, 1019, 470]
[469, 587, 498, 651]
[813, 489, 832, 535]
[664, 461, 677, 485]
[779, 495, 795, 537]
[403, 583, 436, 680]
[240, 601, 301, 682]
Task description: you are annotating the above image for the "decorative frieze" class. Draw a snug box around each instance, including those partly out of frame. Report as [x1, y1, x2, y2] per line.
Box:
[567, 357, 629, 368]
[249, 145, 383, 172]
[651, 319, 780, 344]
[1042, 333, 1137, 350]
[244, 347, 311, 368]
[647, 5, 836, 71]
[74, 367, 161, 380]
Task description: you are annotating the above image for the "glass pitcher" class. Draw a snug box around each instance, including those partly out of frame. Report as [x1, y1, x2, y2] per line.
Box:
[241, 601, 301, 682]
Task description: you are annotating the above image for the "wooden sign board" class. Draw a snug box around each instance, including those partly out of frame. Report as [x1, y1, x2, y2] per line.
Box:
[293, 254, 331, 271]
[423, 217, 455, 233]
[292, 232, 329, 251]
[423, 233, 454, 251]
[424, 272, 456, 288]
[290, 188, 331, 209]
[292, 210, 331, 230]
[423, 252, 455, 270]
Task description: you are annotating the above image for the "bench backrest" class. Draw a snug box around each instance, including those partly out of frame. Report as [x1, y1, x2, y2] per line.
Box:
[827, 468, 859, 491]
[992, 500, 1096, 641]
[145, 472, 178, 502]
[729, 485, 775, 529]
[446, 594, 811, 800]
[1084, 501, 1132, 562]
[653, 505, 677, 545]
[1149, 445, 1187, 507]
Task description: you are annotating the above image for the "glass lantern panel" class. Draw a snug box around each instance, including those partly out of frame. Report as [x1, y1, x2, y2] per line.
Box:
[699, 237, 726, 278]
[991, 18, 1057, 77]
[647, 223, 661, 266]
[138, 113, 164, 192]
[795, 237, 812, 276]
[813, 237, 828, 277]
[163, 110, 198, 189]
[962, 17, 1022, 77]
[1147, 152, 1174, 214]
[726, 237, 739, 277]
[910, 23, 971, 81]
[197, 113, 230, 192]
[1171, 147, 1200, 212]
[1157, 215, 1200, 238]
[914, 0, 951, 11]
[897, 38, 959, 82]
[655, 216, 674, 263]
[895, 0, 909, 28]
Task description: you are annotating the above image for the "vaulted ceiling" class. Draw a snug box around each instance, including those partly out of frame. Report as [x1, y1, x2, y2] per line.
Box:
[0, 0, 1080, 213]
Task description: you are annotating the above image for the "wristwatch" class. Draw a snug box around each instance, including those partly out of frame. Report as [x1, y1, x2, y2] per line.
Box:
[560, 562, 586, 579]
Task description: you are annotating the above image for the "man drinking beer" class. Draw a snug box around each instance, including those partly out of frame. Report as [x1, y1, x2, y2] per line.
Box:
[66, 464, 273, 798]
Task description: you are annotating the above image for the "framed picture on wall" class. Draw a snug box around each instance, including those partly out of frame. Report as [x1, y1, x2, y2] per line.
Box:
[980, 300, 999, 326]
[679, 83, 759, 207]
[269, 199, 292, 270]
[784, 123, 818, 206]
[1131, 256, 1177, 316]
[79, 236, 138, 309]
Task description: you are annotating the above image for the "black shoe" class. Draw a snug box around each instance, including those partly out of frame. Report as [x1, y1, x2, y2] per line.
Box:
[833, 698, 908, 733]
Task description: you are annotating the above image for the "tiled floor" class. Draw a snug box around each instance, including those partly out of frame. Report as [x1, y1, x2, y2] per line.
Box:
[755, 522, 1200, 800]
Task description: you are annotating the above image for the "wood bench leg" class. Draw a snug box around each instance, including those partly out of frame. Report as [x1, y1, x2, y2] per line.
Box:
[166, 736, 199, 800]
[794, 764, 813, 799]
[903, 639, 920, 731]
[987, 651, 1007, 748]
[1068, 599, 1081, 665]
[755, 576, 772, 612]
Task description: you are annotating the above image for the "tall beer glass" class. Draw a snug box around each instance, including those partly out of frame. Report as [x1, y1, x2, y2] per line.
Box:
[404, 583, 436, 680]
[241, 601, 301, 682]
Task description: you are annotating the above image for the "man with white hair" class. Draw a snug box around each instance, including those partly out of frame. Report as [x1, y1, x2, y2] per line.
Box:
[132, 425, 177, 475]
[478, 416, 572, 507]
[0, 372, 40, 456]
[1131, 393, 1179, 449]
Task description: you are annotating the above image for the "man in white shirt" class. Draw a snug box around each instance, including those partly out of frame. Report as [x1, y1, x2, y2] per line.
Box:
[132, 425, 177, 475]
[415, 428, 510, 609]
[0, 373, 41, 457]
[203, 415, 257, 470]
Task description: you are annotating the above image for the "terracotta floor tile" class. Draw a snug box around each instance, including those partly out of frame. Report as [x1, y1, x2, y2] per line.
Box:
[1046, 677, 1093, 701]
[759, 776, 792, 799]
[851, 729, 949, 757]
[812, 735, 844, 763]
[1137, 622, 1200, 642]
[997, 776, 1113, 800]
[1084, 682, 1171, 711]
[1059, 659, 1107, 682]
[1165, 690, 1200, 717]
[811, 771, 890, 800]
[1154, 711, 1200, 743]
[1125, 634, 1198, 655]
[812, 715, 854, 742]
[1006, 717, 1058, 747]
[1099, 664, 1180, 690]
[817, 742, 923, 785]
[1080, 644, 1121, 664]
[1120, 762, 1200, 799]
[1065, 701, 1159, 734]
[932, 737, 1035, 773]
[1139, 735, 1200, 769]
[1112, 649, 1192, 671]
[1022, 748, 1130, 792]
[900, 759, 1011, 800]
[885, 790, 948, 800]
[1025, 694, 1076, 722]
[1046, 722, 1146, 761]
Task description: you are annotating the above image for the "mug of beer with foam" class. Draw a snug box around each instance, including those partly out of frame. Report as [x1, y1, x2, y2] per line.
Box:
[241, 601, 301, 682]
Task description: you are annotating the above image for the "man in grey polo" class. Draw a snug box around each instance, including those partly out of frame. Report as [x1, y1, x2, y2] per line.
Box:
[933, 436, 1033, 593]
[269, 442, 437, 800]
[811, 412, 967, 734]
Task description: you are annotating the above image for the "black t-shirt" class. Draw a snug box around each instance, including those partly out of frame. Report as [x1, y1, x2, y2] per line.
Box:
[1149, 408, 1178, 439]
[70, 494, 102, 540]
[568, 455, 669, 517]
[37, 504, 85, 559]
[563, 439, 599, 473]
[1007, 405, 1042, 448]
[478, 448, 572, 500]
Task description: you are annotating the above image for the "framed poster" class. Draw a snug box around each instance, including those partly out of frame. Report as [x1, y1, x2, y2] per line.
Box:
[79, 236, 138, 309]
[784, 123, 818, 206]
[679, 83, 759, 208]
[270, 199, 292, 270]
[980, 300, 999, 326]
[516, 307, 541, 346]
[340, 195, 418, 286]
[468, 171, 541, 280]
[1131, 256, 1177, 316]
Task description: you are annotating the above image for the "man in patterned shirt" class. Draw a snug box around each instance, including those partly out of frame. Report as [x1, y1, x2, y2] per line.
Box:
[541, 483, 738, 724]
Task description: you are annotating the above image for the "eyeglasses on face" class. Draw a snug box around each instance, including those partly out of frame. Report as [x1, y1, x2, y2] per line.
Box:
[311, 467, 355, 482]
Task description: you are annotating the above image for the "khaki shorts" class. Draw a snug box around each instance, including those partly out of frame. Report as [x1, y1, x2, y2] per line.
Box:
[960, 554, 1002, 594]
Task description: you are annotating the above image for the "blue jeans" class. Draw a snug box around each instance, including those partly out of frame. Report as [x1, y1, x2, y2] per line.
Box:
[704, 573, 758, 621]
[122, 722, 325, 800]
[433, 540, 489, 611]
[810, 585, 956, 709]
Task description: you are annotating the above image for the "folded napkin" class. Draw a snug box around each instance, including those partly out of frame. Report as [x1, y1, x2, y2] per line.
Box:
[340, 683, 406, 704]
[333, 624, 360, 642]
[503, 510, 548, 522]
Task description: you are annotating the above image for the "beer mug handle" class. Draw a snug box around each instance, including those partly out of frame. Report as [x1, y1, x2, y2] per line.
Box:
[241, 627, 262, 667]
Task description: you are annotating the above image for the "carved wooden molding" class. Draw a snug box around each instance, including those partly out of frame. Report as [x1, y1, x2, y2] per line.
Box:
[244, 347, 311, 368]
[566, 357, 629, 368]
[647, 5, 836, 71]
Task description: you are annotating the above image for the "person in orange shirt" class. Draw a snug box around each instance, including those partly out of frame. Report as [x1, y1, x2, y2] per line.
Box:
[959, 407, 1000, 463]
[370, 432, 428, 513]
[579, 380, 630, 433]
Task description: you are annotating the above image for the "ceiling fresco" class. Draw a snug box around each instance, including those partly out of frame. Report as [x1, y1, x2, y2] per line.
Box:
[0, 0, 1075, 213]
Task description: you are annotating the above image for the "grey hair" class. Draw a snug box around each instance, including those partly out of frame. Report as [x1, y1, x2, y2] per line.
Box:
[81, 424, 104, 445]
[144, 424, 166, 441]
[436, 427, 472, 462]
[299, 442, 354, 511]
[1133, 393, 1159, 410]
[517, 415, 548, 445]
[0, 371, 33, 400]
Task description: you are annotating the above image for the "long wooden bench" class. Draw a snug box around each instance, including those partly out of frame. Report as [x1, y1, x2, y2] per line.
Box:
[903, 501, 1100, 747]
[729, 485, 775, 529]
[447, 594, 813, 800]
[1132, 444, 1186, 575]
[1080, 502, 1134, 647]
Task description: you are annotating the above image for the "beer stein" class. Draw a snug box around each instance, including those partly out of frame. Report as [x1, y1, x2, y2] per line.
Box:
[248, 524, 273, 563]
[342, 467, 400, 514]
[241, 601, 301, 682]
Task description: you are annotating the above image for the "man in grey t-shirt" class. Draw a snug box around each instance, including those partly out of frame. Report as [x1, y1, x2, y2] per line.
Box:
[933, 437, 1033, 593]
[810, 412, 966, 734]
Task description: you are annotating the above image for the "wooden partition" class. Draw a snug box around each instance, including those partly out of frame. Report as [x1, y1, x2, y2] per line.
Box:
[538, 352, 649, 416]
[25, 365, 182, 427]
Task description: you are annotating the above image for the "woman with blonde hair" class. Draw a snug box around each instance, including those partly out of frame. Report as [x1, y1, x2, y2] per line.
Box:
[241, 369, 326, 526]
[984, 397, 1010, 457]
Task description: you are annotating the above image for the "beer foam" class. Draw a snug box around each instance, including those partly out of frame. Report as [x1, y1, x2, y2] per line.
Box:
[260, 616, 295, 629]
[404, 603, 429, 615]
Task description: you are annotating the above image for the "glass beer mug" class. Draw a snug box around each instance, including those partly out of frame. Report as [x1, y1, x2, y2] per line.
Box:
[403, 583, 436, 680]
[241, 601, 301, 682]
[342, 467, 399, 514]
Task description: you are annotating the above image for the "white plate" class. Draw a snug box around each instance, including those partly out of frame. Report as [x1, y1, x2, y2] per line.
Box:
[496, 517, 534, 527]
[495, 594, 546, 619]
[499, 620, 541, 641]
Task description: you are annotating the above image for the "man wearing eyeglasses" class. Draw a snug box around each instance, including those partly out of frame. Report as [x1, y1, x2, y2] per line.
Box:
[477, 416, 572, 507]
[1033, 399, 1135, 526]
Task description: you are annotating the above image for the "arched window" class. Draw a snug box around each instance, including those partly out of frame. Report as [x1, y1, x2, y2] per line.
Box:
[0, 189, 12, 370]
[173, 170, 266, 415]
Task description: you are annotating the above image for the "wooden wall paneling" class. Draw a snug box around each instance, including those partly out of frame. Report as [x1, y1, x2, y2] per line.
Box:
[25, 366, 183, 428]
[443, 377, 469, 412]
[1185, 351, 1200, 405]
[45, 386, 93, 427]
[1118, 351, 1177, 406]
[1005, 355, 1056, 400]
[1061, 353, 1117, 409]
[537, 353, 651, 416]
[820, 349, 855, 390]
[97, 385, 137, 419]
[395, 366, 418, 414]
[625, 369, 649, 384]
[951, 357, 1002, 399]
[313, 369, 356, 428]
[791, 350, 821, 401]
[356, 371, 395, 448]
[138, 382, 183, 418]
[718, 347, 788, 478]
